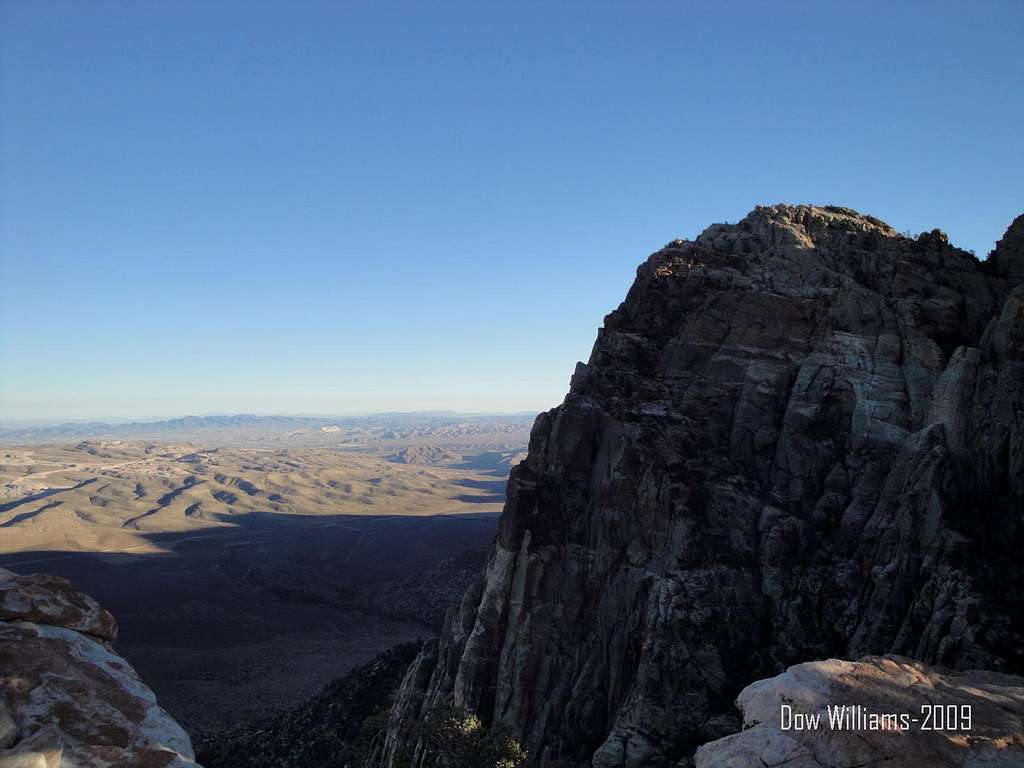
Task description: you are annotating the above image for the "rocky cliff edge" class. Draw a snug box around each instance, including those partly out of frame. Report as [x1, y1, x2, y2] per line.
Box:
[0, 567, 201, 768]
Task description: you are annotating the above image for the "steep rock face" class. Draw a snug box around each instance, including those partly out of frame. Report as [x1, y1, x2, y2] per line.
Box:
[382, 206, 1024, 767]
[695, 655, 1024, 767]
[991, 213, 1024, 284]
[0, 568, 201, 767]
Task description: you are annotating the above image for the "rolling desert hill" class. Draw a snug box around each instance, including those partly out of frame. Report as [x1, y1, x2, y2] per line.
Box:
[0, 441, 510, 563]
[0, 426, 527, 739]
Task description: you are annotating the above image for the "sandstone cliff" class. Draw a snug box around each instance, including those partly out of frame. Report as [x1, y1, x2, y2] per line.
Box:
[0, 567, 201, 767]
[695, 655, 1024, 767]
[381, 205, 1024, 767]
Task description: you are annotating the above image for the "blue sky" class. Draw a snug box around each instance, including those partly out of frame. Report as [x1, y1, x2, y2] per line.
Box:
[2, 1, 1022, 421]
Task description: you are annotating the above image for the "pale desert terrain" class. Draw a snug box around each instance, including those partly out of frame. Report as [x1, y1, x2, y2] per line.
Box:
[0, 419, 528, 737]
[0, 441, 513, 564]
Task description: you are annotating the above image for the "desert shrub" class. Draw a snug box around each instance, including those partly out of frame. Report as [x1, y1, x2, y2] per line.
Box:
[416, 707, 527, 768]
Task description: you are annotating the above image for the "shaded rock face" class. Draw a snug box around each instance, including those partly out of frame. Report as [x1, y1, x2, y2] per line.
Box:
[382, 206, 1024, 767]
[991, 213, 1024, 285]
[695, 655, 1024, 767]
[0, 568, 200, 767]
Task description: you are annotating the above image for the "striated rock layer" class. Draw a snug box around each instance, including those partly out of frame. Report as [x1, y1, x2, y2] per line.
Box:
[695, 655, 1024, 768]
[0, 567, 201, 767]
[381, 205, 1024, 767]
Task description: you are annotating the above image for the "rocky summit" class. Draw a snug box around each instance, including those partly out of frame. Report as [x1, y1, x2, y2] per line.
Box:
[379, 205, 1024, 767]
[0, 567, 201, 767]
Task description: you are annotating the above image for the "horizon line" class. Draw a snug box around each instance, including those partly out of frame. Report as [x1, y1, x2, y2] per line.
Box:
[0, 409, 544, 429]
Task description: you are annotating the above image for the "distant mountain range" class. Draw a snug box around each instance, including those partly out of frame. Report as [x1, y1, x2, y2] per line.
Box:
[0, 412, 537, 444]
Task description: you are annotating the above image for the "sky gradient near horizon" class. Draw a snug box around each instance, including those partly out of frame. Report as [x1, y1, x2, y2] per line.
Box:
[2, 1, 1022, 421]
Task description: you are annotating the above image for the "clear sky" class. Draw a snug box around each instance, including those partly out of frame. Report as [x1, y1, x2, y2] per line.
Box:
[1, 1, 1022, 421]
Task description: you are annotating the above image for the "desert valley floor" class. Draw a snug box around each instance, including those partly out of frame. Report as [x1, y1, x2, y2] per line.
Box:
[0, 416, 530, 737]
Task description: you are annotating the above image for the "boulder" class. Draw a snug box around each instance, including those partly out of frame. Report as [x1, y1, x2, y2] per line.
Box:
[695, 655, 1024, 768]
[0, 568, 117, 641]
[0, 568, 201, 767]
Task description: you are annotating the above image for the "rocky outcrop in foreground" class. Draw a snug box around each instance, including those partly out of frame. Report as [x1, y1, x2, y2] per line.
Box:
[0, 567, 201, 767]
[381, 206, 1024, 767]
[696, 655, 1024, 768]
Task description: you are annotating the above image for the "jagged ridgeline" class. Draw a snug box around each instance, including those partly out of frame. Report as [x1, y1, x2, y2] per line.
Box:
[378, 206, 1024, 767]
